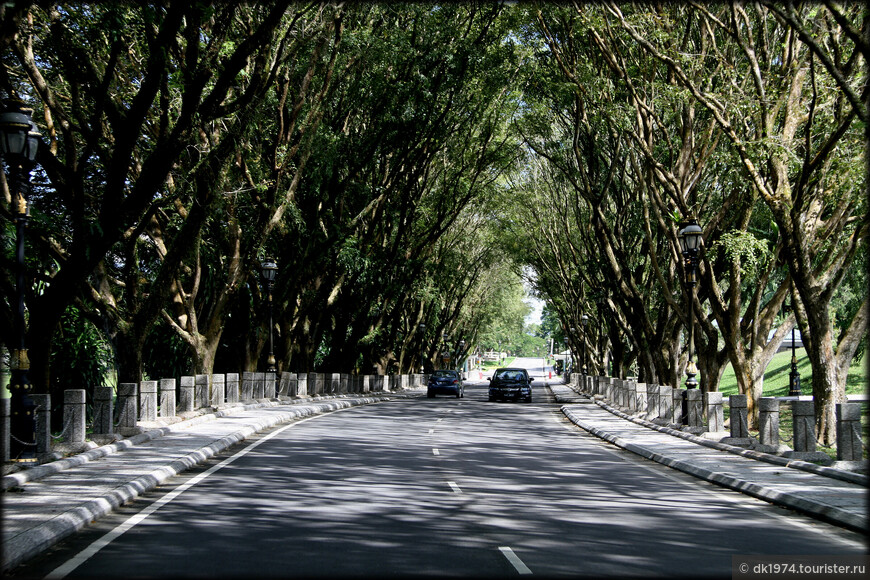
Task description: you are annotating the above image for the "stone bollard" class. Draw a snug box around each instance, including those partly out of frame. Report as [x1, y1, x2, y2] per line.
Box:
[179, 376, 195, 413]
[362, 375, 372, 393]
[646, 384, 660, 420]
[195, 374, 209, 409]
[296, 373, 308, 396]
[788, 400, 830, 462]
[836, 403, 864, 461]
[31, 393, 51, 454]
[64, 389, 87, 445]
[757, 397, 782, 450]
[242, 372, 255, 401]
[659, 385, 673, 424]
[340, 373, 350, 394]
[792, 401, 815, 452]
[673, 388, 686, 426]
[686, 389, 704, 432]
[724, 394, 750, 445]
[264, 372, 276, 399]
[159, 379, 176, 418]
[704, 391, 725, 434]
[116, 383, 138, 432]
[627, 380, 638, 412]
[211, 374, 226, 407]
[1, 398, 9, 462]
[139, 381, 158, 422]
[253, 373, 266, 399]
[93, 386, 114, 434]
[635, 383, 647, 416]
[226, 373, 240, 404]
[605, 378, 615, 403]
[278, 372, 293, 397]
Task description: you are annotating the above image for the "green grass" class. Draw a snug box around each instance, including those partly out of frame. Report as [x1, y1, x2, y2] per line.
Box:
[718, 348, 868, 461]
[718, 348, 868, 398]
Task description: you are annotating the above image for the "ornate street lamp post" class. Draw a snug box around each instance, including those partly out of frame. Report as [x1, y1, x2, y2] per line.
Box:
[569, 327, 577, 375]
[418, 323, 426, 373]
[678, 219, 703, 391]
[785, 302, 802, 397]
[1, 98, 40, 462]
[562, 336, 569, 380]
[441, 333, 450, 369]
[260, 258, 278, 373]
[457, 339, 465, 374]
[581, 314, 589, 376]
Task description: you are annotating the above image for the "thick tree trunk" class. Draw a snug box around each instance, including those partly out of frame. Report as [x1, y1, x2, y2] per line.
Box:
[802, 303, 843, 446]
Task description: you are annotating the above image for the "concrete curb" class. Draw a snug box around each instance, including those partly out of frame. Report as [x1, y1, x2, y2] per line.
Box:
[2, 393, 419, 573]
[590, 397, 868, 486]
[560, 405, 868, 534]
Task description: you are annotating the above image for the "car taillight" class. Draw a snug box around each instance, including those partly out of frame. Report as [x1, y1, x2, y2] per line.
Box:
[452, 379, 458, 384]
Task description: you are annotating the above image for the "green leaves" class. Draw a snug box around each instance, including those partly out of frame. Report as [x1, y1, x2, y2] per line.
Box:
[708, 230, 771, 277]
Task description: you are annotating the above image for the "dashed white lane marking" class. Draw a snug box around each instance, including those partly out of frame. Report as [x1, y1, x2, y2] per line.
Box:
[499, 546, 532, 575]
[433, 448, 440, 456]
[437, 418, 443, 422]
[447, 481, 462, 494]
[428, 428, 435, 434]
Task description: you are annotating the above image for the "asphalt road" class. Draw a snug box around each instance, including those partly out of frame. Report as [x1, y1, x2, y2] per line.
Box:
[16, 379, 865, 579]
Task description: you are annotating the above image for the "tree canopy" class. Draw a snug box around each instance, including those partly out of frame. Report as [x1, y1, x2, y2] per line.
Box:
[2, 1, 865, 444]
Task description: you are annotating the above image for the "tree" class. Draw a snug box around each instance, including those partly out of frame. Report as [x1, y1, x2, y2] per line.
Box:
[607, 0, 867, 443]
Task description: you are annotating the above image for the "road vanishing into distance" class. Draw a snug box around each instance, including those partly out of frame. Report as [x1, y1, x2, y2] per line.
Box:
[15, 358, 865, 578]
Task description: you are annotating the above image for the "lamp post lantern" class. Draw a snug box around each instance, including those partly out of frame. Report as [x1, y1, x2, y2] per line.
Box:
[260, 258, 278, 373]
[1, 98, 40, 462]
[678, 219, 703, 391]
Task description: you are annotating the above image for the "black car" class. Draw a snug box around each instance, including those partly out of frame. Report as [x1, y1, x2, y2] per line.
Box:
[427, 370, 464, 398]
[488, 367, 533, 402]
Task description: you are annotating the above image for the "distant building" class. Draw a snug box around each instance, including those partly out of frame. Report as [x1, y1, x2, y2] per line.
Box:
[768, 327, 805, 352]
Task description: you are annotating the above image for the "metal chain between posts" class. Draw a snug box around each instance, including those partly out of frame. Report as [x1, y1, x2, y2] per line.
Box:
[88, 401, 117, 429]
[49, 414, 73, 440]
[9, 433, 37, 447]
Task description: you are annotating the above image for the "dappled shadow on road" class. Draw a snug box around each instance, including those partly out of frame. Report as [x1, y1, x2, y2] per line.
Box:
[77, 393, 864, 579]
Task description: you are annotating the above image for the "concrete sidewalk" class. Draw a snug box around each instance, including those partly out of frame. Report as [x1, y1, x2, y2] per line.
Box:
[550, 383, 868, 534]
[1, 391, 421, 573]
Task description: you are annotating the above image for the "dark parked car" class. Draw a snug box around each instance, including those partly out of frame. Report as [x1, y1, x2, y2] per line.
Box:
[488, 367, 533, 402]
[427, 370, 464, 398]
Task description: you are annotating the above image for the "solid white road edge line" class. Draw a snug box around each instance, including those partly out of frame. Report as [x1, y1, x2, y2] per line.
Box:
[44, 410, 343, 580]
[499, 546, 532, 575]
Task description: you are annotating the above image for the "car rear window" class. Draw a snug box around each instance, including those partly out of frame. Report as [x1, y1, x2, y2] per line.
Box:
[495, 370, 525, 381]
[432, 371, 458, 378]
